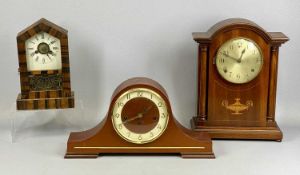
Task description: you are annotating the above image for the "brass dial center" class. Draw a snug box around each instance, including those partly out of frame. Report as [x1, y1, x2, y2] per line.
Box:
[37, 42, 50, 54]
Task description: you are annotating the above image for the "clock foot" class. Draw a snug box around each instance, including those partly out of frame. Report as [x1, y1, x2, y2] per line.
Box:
[16, 92, 74, 110]
[64, 153, 98, 159]
[181, 153, 215, 159]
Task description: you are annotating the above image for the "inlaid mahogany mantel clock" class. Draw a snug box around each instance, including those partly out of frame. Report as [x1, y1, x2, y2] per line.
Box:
[65, 77, 214, 158]
[191, 18, 288, 140]
[16, 18, 74, 110]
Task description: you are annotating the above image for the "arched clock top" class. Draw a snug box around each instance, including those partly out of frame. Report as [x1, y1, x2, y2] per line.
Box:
[111, 77, 169, 102]
[192, 18, 288, 46]
[65, 77, 214, 158]
[191, 18, 288, 140]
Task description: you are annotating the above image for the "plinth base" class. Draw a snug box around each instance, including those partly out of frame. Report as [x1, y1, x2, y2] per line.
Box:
[65, 116, 215, 159]
[16, 92, 74, 110]
[191, 117, 283, 141]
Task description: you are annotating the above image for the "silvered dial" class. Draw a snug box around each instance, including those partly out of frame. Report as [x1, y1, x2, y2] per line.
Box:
[25, 32, 62, 71]
[216, 38, 263, 84]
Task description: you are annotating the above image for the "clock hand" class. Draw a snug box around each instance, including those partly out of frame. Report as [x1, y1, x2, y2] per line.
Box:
[122, 113, 143, 124]
[222, 53, 239, 62]
[122, 105, 154, 124]
[238, 48, 246, 63]
[46, 53, 52, 60]
[140, 105, 154, 115]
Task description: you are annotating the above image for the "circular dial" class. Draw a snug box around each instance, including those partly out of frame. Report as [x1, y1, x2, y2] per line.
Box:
[216, 37, 263, 84]
[112, 88, 169, 144]
[25, 32, 62, 71]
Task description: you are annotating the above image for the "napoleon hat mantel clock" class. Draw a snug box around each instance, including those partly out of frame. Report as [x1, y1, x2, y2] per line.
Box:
[191, 18, 288, 141]
[16, 18, 74, 110]
[65, 77, 214, 158]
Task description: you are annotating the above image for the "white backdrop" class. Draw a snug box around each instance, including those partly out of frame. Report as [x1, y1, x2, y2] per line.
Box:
[0, 0, 299, 175]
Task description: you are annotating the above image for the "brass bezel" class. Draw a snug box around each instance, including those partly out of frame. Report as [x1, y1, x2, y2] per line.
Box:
[111, 88, 169, 144]
[215, 37, 264, 84]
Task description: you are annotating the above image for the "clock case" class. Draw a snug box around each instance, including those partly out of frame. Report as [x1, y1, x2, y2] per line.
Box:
[191, 18, 288, 141]
[65, 77, 214, 158]
[16, 18, 74, 110]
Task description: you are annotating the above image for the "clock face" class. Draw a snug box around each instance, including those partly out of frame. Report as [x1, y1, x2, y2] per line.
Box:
[25, 32, 62, 71]
[112, 88, 169, 144]
[216, 37, 263, 84]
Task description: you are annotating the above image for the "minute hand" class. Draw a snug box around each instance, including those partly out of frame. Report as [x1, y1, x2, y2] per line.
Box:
[222, 53, 239, 62]
[122, 114, 143, 124]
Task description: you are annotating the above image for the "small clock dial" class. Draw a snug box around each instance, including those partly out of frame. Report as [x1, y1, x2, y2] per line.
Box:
[25, 32, 62, 71]
[216, 38, 263, 84]
[112, 88, 169, 144]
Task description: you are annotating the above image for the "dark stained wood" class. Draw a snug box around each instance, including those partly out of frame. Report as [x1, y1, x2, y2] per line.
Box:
[197, 44, 209, 121]
[267, 46, 279, 121]
[16, 18, 74, 110]
[65, 77, 214, 158]
[191, 18, 288, 140]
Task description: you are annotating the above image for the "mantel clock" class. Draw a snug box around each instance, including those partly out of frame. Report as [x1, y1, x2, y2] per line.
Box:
[65, 77, 214, 158]
[16, 18, 74, 110]
[191, 18, 288, 141]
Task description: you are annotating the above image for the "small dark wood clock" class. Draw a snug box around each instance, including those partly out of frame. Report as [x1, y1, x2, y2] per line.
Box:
[65, 77, 214, 158]
[16, 18, 74, 110]
[191, 18, 288, 141]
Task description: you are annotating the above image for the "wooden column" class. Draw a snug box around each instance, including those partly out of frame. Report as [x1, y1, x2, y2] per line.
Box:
[197, 44, 208, 121]
[267, 45, 279, 122]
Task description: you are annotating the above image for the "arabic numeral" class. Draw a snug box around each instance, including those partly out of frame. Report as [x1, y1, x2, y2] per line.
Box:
[137, 91, 143, 97]
[157, 102, 163, 107]
[118, 124, 122, 129]
[118, 102, 124, 107]
[114, 113, 120, 118]
[157, 124, 162, 130]
[161, 113, 168, 118]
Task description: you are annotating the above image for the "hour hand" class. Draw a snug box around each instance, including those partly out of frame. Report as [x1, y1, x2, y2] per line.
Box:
[140, 105, 153, 115]
[46, 53, 52, 60]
